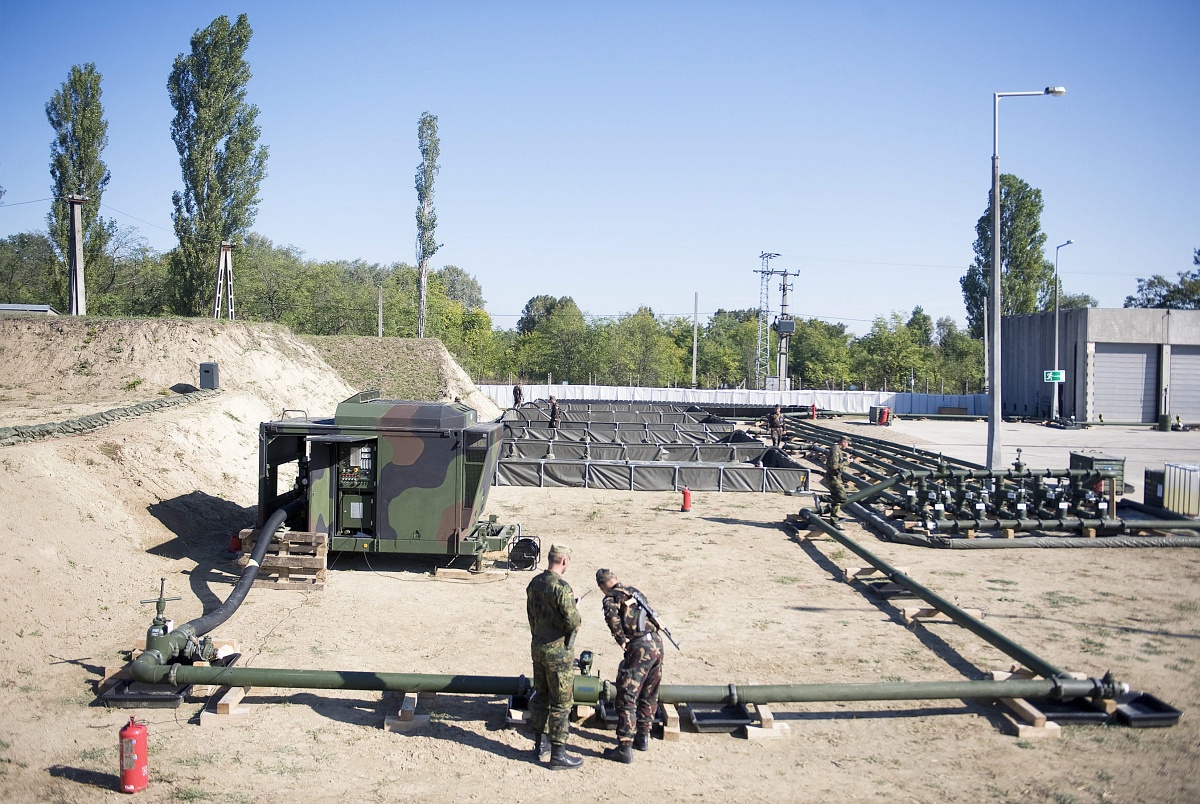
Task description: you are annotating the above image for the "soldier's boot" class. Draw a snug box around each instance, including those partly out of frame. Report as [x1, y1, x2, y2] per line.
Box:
[602, 742, 634, 764]
[632, 729, 650, 752]
[532, 731, 550, 763]
[549, 743, 584, 770]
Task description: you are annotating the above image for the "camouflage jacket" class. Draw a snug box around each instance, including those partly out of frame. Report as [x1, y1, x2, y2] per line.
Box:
[549, 401, 561, 425]
[602, 583, 659, 647]
[527, 569, 581, 646]
[827, 444, 848, 478]
[766, 411, 783, 430]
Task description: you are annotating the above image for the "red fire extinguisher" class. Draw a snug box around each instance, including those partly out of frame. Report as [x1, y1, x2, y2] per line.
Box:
[810, 404, 817, 419]
[119, 716, 148, 794]
[681, 486, 692, 512]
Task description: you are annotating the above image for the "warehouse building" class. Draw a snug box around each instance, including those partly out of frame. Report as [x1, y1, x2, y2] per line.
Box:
[1002, 308, 1200, 424]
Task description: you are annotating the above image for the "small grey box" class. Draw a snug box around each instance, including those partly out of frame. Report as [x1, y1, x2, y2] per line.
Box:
[199, 362, 220, 390]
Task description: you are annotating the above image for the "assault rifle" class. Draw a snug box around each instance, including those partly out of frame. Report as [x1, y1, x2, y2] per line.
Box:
[631, 589, 681, 652]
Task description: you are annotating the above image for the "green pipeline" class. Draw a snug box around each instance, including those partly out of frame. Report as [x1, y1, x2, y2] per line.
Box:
[800, 509, 1065, 679]
[128, 658, 1125, 706]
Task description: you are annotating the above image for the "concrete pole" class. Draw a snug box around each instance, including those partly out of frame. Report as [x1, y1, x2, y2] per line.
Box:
[691, 292, 698, 389]
[66, 194, 87, 315]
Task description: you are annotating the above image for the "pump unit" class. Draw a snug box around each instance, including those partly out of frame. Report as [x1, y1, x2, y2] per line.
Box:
[257, 390, 513, 558]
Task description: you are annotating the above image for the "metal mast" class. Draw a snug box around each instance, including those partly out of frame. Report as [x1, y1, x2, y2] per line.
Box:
[754, 252, 779, 390]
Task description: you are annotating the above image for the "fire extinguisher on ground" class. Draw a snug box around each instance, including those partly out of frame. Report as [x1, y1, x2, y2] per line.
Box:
[681, 486, 692, 512]
[119, 716, 148, 793]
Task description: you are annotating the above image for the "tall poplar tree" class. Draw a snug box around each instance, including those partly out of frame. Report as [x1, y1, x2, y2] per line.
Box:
[46, 62, 114, 306]
[167, 14, 268, 316]
[415, 112, 440, 338]
[959, 174, 1054, 338]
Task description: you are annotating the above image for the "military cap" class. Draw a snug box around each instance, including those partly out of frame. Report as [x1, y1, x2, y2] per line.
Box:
[547, 544, 572, 561]
[595, 568, 616, 587]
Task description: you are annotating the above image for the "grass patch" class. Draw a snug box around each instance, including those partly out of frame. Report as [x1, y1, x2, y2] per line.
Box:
[773, 576, 805, 585]
[986, 578, 1018, 587]
[124, 378, 143, 391]
[224, 411, 242, 423]
[1045, 591, 1085, 609]
[173, 789, 215, 801]
[1080, 637, 1107, 655]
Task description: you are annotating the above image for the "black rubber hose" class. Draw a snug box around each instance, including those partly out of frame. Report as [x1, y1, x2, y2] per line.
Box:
[186, 499, 303, 637]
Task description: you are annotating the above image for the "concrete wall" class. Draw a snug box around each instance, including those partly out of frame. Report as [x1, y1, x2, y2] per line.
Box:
[1002, 308, 1200, 422]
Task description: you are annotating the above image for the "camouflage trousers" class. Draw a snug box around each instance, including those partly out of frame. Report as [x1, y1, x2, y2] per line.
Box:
[615, 633, 664, 743]
[770, 427, 784, 448]
[529, 640, 574, 745]
[826, 475, 847, 517]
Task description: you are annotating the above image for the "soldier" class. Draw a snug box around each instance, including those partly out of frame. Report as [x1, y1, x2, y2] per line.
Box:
[595, 568, 664, 764]
[526, 544, 584, 770]
[512, 383, 523, 409]
[826, 434, 850, 521]
[548, 395, 561, 430]
[766, 404, 784, 448]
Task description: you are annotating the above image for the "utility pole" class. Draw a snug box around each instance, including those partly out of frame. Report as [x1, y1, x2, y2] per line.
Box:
[66, 195, 87, 315]
[775, 268, 798, 390]
[691, 292, 698, 389]
[754, 252, 779, 390]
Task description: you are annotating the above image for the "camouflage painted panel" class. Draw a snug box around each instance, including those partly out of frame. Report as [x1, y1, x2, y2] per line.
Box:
[377, 432, 467, 544]
[334, 399, 476, 430]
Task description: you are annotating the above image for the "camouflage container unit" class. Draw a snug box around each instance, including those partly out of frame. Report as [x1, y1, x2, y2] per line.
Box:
[258, 390, 513, 557]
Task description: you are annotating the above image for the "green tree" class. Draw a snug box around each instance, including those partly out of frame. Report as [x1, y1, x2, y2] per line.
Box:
[1056, 291, 1098, 310]
[415, 111, 440, 337]
[517, 297, 587, 382]
[167, 13, 268, 316]
[907, 306, 933, 347]
[789, 318, 852, 389]
[0, 231, 57, 306]
[85, 226, 170, 316]
[960, 174, 1054, 337]
[1124, 249, 1200, 309]
[611, 307, 685, 386]
[517, 294, 574, 335]
[850, 313, 930, 391]
[45, 62, 114, 308]
[437, 264, 484, 309]
[234, 234, 306, 322]
[933, 317, 984, 394]
[698, 309, 758, 387]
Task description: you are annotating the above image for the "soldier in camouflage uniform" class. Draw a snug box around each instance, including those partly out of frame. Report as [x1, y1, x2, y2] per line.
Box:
[513, 384, 523, 409]
[826, 434, 850, 521]
[526, 544, 584, 770]
[766, 405, 785, 448]
[596, 568, 664, 764]
[548, 396, 561, 430]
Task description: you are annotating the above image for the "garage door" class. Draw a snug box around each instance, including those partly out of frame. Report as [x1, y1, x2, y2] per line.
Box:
[1170, 345, 1200, 423]
[1093, 343, 1157, 423]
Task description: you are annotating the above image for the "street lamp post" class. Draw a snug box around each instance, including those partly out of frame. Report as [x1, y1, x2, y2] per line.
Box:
[986, 86, 1065, 470]
[1051, 239, 1074, 421]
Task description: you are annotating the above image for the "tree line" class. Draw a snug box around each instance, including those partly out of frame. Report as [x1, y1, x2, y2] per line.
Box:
[2, 13, 1197, 392]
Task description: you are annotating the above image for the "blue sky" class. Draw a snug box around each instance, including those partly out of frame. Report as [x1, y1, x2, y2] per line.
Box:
[1, 1, 1196, 333]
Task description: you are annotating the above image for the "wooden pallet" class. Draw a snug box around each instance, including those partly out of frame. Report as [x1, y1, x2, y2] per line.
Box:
[238, 529, 327, 590]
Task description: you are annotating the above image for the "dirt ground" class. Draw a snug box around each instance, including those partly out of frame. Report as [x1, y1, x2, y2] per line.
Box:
[0, 319, 1197, 803]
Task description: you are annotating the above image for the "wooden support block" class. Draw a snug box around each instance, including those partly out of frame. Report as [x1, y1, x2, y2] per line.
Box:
[1013, 719, 1061, 740]
[1001, 697, 1046, 728]
[187, 661, 218, 699]
[384, 713, 431, 732]
[964, 530, 976, 539]
[506, 707, 529, 727]
[1083, 527, 1097, 538]
[990, 667, 1039, 682]
[572, 704, 595, 722]
[1002, 528, 1016, 539]
[199, 686, 252, 728]
[901, 607, 981, 626]
[217, 685, 251, 715]
[97, 665, 132, 694]
[433, 567, 508, 582]
[743, 721, 793, 740]
[661, 703, 681, 742]
[753, 703, 774, 729]
[399, 692, 419, 721]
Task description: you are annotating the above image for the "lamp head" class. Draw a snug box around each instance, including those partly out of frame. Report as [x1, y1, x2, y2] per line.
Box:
[1045, 86, 1066, 96]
